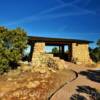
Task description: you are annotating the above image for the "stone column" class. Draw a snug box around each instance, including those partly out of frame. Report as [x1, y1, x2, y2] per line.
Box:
[33, 42, 45, 53]
[32, 42, 45, 62]
[71, 43, 92, 64]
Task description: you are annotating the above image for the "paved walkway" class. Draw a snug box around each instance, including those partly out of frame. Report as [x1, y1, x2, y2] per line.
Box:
[50, 62, 100, 100]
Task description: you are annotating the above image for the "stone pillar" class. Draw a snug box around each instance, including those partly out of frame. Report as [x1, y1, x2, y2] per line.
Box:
[33, 42, 45, 53]
[32, 42, 45, 62]
[71, 43, 92, 64]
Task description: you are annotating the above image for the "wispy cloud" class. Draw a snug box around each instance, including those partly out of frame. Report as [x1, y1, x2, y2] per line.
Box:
[57, 0, 95, 14]
[39, 12, 89, 19]
[6, 0, 96, 26]
[6, 11, 89, 26]
[5, 1, 78, 26]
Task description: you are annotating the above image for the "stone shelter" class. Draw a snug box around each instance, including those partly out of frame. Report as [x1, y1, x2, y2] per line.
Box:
[28, 36, 93, 64]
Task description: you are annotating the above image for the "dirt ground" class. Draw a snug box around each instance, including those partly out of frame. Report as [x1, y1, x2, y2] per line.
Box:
[0, 62, 100, 100]
[0, 67, 76, 100]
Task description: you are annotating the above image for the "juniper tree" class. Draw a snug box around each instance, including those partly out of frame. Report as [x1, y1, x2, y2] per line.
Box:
[0, 26, 28, 74]
[89, 39, 100, 62]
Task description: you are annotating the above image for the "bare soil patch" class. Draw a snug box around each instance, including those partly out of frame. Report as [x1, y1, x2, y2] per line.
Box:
[0, 68, 76, 100]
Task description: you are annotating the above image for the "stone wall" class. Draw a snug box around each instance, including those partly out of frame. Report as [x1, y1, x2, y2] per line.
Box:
[31, 42, 65, 70]
[71, 43, 92, 64]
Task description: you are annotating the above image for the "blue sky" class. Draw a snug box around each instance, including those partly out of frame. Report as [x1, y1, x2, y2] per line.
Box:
[0, 0, 100, 48]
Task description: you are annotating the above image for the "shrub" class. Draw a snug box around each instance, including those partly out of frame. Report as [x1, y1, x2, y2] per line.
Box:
[0, 26, 28, 74]
[89, 39, 100, 62]
[52, 47, 59, 53]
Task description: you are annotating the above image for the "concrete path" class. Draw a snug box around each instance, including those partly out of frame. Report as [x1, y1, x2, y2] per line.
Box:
[50, 62, 100, 100]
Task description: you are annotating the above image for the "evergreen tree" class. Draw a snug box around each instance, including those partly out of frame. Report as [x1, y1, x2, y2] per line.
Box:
[52, 47, 59, 53]
[0, 26, 28, 74]
[89, 39, 100, 62]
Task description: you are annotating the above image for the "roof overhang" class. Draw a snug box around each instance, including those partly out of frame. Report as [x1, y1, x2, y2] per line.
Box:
[28, 36, 93, 45]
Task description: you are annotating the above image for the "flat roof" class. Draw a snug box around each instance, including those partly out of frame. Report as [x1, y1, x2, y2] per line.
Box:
[28, 36, 93, 44]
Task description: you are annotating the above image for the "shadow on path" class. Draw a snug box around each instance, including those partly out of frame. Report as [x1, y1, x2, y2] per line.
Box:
[70, 94, 87, 100]
[70, 85, 100, 100]
[79, 70, 100, 83]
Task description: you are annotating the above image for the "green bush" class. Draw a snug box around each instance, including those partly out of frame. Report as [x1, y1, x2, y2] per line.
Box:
[89, 39, 100, 62]
[0, 26, 28, 74]
[0, 58, 9, 74]
[52, 47, 59, 53]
